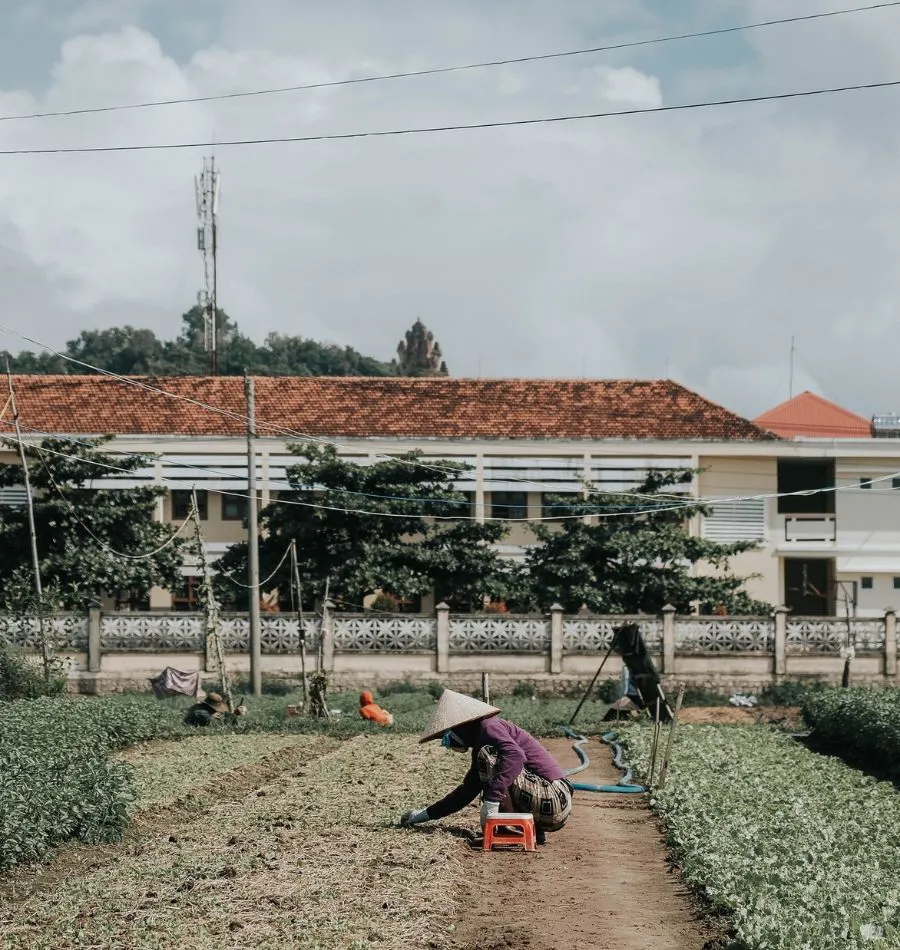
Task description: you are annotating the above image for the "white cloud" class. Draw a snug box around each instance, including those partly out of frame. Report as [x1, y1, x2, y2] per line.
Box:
[0, 0, 899, 420]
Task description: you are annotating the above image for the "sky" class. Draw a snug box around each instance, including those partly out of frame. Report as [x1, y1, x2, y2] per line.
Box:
[1, 0, 899, 420]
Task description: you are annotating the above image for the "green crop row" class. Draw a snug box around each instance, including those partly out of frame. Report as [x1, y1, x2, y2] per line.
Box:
[0, 697, 185, 871]
[620, 725, 900, 949]
[803, 687, 900, 779]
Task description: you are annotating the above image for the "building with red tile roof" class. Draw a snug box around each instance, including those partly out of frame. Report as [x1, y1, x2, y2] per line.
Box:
[3, 375, 773, 442]
[754, 391, 872, 440]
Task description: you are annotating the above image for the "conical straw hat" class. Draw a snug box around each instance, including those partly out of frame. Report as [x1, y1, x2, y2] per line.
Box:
[419, 688, 501, 743]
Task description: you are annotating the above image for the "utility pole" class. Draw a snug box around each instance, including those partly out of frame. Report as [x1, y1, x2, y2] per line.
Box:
[246, 371, 262, 697]
[195, 156, 220, 374]
[5, 367, 49, 677]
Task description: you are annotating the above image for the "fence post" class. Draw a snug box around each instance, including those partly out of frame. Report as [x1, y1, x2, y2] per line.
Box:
[885, 608, 897, 680]
[87, 602, 102, 673]
[322, 601, 336, 673]
[436, 602, 450, 674]
[549, 603, 564, 674]
[774, 606, 788, 677]
[662, 605, 676, 674]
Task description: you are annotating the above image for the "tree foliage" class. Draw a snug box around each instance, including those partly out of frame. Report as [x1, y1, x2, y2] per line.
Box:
[523, 469, 769, 614]
[0, 438, 184, 609]
[0, 308, 399, 378]
[214, 445, 508, 609]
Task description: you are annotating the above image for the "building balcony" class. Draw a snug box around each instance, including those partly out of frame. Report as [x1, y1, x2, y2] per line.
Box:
[782, 514, 837, 544]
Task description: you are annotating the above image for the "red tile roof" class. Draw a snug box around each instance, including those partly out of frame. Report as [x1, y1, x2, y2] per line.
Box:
[754, 391, 871, 439]
[2, 375, 775, 441]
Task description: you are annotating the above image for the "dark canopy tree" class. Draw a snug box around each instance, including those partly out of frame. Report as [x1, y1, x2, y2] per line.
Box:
[524, 469, 770, 615]
[215, 445, 508, 608]
[0, 437, 184, 610]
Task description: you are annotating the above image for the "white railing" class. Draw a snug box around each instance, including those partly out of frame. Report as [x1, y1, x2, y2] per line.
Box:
[784, 515, 836, 543]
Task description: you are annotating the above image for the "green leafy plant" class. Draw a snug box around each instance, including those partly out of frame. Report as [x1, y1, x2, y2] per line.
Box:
[0, 645, 66, 700]
[621, 724, 900, 948]
[0, 696, 186, 870]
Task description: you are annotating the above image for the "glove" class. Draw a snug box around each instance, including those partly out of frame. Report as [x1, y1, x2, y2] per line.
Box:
[399, 808, 429, 827]
[479, 800, 500, 829]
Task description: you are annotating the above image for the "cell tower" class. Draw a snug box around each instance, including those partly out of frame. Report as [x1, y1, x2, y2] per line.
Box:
[195, 157, 220, 374]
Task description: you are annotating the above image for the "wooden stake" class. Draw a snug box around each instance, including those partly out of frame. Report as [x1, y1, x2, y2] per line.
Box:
[657, 683, 686, 791]
[482, 672, 490, 705]
[647, 697, 662, 788]
[290, 540, 308, 710]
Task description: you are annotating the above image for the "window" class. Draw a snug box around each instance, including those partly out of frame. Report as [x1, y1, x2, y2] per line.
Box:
[491, 491, 528, 520]
[777, 460, 835, 514]
[860, 478, 873, 490]
[448, 492, 475, 518]
[893, 478, 900, 490]
[222, 492, 248, 521]
[861, 576, 874, 590]
[541, 493, 576, 520]
[894, 577, 900, 590]
[172, 489, 206, 520]
[172, 576, 201, 611]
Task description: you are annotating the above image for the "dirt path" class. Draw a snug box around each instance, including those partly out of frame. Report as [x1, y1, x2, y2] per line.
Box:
[451, 737, 713, 950]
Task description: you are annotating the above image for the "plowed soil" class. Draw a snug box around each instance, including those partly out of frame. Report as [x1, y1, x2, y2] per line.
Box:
[451, 737, 715, 950]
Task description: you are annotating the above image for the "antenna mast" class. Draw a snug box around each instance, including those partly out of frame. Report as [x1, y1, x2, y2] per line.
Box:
[788, 335, 795, 399]
[195, 157, 220, 374]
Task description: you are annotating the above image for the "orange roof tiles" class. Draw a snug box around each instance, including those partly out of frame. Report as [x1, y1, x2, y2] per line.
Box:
[3, 375, 775, 442]
[754, 391, 871, 439]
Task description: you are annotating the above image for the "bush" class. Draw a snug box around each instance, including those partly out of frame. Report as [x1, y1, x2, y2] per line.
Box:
[230, 673, 296, 697]
[425, 681, 445, 700]
[596, 679, 622, 703]
[0, 696, 185, 870]
[512, 681, 537, 699]
[0, 646, 66, 700]
[803, 687, 900, 780]
[680, 686, 729, 707]
[380, 679, 422, 696]
[759, 679, 824, 707]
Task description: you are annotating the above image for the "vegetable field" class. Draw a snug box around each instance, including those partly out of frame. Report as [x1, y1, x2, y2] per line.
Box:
[622, 725, 900, 949]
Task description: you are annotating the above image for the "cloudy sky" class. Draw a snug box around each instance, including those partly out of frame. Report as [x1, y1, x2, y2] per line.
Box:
[1, 0, 899, 419]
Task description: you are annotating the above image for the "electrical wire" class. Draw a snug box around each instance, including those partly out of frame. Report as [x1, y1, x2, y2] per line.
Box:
[1, 2, 897, 124]
[7, 423, 900, 529]
[38, 457, 193, 560]
[3, 78, 900, 156]
[217, 542, 293, 589]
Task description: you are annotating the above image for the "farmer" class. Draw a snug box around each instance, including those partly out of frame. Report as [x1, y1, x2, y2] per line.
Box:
[359, 690, 394, 726]
[399, 689, 573, 845]
[183, 690, 229, 727]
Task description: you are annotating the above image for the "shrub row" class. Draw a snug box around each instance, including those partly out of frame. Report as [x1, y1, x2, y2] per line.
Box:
[0, 697, 184, 870]
[803, 687, 900, 780]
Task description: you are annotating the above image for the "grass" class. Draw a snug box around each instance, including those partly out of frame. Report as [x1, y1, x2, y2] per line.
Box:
[117, 734, 311, 811]
[0, 735, 466, 950]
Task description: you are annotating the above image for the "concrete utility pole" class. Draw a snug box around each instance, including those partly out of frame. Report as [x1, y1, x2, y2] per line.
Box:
[4, 367, 49, 677]
[195, 156, 220, 374]
[246, 372, 262, 696]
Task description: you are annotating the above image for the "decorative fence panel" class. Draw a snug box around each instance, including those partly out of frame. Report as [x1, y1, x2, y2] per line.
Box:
[332, 614, 436, 652]
[100, 613, 320, 653]
[0, 614, 88, 651]
[786, 617, 885, 654]
[450, 616, 550, 652]
[675, 617, 773, 654]
[563, 616, 662, 653]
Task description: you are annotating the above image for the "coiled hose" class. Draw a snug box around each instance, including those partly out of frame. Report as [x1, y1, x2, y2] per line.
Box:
[561, 726, 646, 794]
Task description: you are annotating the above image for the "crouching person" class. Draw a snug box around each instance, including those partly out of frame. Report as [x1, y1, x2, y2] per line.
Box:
[399, 689, 573, 845]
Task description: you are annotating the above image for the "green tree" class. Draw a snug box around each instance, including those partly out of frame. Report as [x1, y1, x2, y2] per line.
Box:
[65, 326, 164, 375]
[215, 445, 507, 607]
[524, 469, 769, 615]
[0, 437, 184, 609]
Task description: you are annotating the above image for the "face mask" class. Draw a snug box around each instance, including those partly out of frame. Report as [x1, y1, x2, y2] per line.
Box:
[441, 730, 467, 752]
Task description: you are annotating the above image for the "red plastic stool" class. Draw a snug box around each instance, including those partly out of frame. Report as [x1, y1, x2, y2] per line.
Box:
[482, 813, 536, 852]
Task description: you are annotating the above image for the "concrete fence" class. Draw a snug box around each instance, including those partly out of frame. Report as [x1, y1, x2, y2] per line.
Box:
[2, 603, 897, 694]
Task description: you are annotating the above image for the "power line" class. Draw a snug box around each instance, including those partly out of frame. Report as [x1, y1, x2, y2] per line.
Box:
[1, 2, 897, 123]
[2, 77, 900, 156]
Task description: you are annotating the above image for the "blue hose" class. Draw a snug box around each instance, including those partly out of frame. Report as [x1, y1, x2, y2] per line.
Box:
[561, 726, 646, 794]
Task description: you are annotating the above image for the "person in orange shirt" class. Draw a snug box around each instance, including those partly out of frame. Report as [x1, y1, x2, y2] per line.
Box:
[359, 690, 394, 726]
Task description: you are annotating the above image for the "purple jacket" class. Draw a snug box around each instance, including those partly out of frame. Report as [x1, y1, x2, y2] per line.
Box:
[425, 717, 566, 820]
